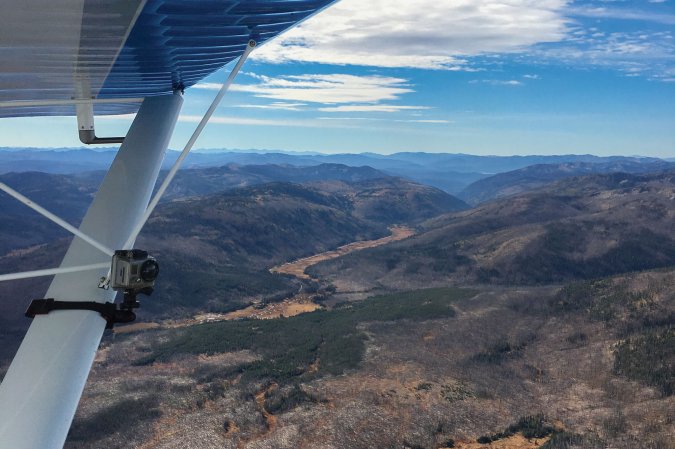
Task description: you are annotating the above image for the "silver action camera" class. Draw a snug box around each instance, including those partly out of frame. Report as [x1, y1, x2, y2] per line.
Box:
[110, 249, 159, 293]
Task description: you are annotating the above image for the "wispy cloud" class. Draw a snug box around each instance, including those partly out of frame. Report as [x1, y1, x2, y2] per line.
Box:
[406, 119, 452, 124]
[198, 74, 413, 104]
[195, 74, 429, 114]
[652, 66, 675, 82]
[568, 6, 675, 25]
[469, 79, 524, 86]
[99, 112, 449, 130]
[178, 114, 346, 129]
[530, 27, 675, 80]
[192, 83, 225, 91]
[234, 102, 307, 111]
[177, 114, 450, 130]
[254, 0, 569, 70]
[318, 117, 451, 124]
[318, 105, 431, 113]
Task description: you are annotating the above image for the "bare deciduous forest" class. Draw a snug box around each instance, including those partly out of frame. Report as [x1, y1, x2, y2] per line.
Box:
[65, 271, 673, 449]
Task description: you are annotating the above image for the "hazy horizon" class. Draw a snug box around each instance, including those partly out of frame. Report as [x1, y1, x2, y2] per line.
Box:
[0, 146, 672, 161]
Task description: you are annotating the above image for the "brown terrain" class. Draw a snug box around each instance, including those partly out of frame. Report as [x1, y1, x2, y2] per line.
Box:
[65, 269, 674, 449]
[114, 294, 321, 334]
[309, 171, 675, 289]
[200, 293, 321, 321]
[450, 434, 551, 448]
[66, 173, 675, 449]
[270, 225, 415, 280]
[113, 226, 414, 330]
[2, 168, 672, 449]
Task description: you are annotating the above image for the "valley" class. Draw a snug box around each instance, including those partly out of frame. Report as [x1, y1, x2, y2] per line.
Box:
[113, 225, 413, 329]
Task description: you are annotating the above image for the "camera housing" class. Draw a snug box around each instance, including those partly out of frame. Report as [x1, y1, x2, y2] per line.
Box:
[110, 249, 159, 293]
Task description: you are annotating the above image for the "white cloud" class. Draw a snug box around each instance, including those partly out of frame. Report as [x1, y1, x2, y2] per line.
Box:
[318, 105, 430, 113]
[177, 114, 450, 130]
[470, 79, 524, 86]
[318, 117, 451, 124]
[234, 102, 307, 111]
[317, 117, 382, 121]
[254, 0, 570, 70]
[178, 114, 344, 129]
[195, 74, 431, 113]
[407, 119, 452, 124]
[227, 74, 413, 104]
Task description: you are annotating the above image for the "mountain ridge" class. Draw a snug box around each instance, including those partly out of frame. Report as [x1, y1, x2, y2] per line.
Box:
[459, 160, 675, 205]
[309, 170, 675, 288]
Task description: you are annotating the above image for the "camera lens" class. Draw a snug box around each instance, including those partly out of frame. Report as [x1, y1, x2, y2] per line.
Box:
[139, 259, 159, 282]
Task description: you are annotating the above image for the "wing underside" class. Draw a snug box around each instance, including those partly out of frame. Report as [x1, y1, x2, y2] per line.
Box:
[0, 0, 335, 118]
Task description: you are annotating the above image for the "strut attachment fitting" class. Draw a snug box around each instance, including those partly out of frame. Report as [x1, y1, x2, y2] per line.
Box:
[25, 294, 141, 330]
[25, 248, 159, 328]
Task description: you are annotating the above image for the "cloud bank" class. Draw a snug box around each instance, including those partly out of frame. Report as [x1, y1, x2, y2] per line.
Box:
[254, 0, 570, 69]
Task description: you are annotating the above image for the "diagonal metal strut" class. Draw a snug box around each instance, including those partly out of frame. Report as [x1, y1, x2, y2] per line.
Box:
[0, 182, 115, 257]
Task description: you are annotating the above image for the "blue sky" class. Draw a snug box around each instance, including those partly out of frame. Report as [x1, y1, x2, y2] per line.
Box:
[1, 0, 674, 157]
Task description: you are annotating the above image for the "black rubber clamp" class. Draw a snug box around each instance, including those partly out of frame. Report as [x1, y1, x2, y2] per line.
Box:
[25, 298, 136, 329]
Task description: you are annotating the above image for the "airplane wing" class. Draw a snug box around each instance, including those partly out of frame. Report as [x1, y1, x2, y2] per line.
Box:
[0, 0, 335, 118]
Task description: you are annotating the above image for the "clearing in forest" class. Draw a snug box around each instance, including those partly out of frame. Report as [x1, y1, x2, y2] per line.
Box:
[270, 225, 415, 280]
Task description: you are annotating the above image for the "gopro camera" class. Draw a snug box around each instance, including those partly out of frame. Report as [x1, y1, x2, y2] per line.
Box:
[110, 249, 159, 294]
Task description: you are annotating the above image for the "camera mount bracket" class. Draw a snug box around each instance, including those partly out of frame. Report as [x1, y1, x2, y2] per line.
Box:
[25, 297, 140, 330]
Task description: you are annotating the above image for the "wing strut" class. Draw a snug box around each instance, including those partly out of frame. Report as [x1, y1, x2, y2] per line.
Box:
[0, 93, 184, 449]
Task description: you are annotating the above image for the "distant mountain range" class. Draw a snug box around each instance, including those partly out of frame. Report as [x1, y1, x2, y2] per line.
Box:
[1, 147, 669, 193]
